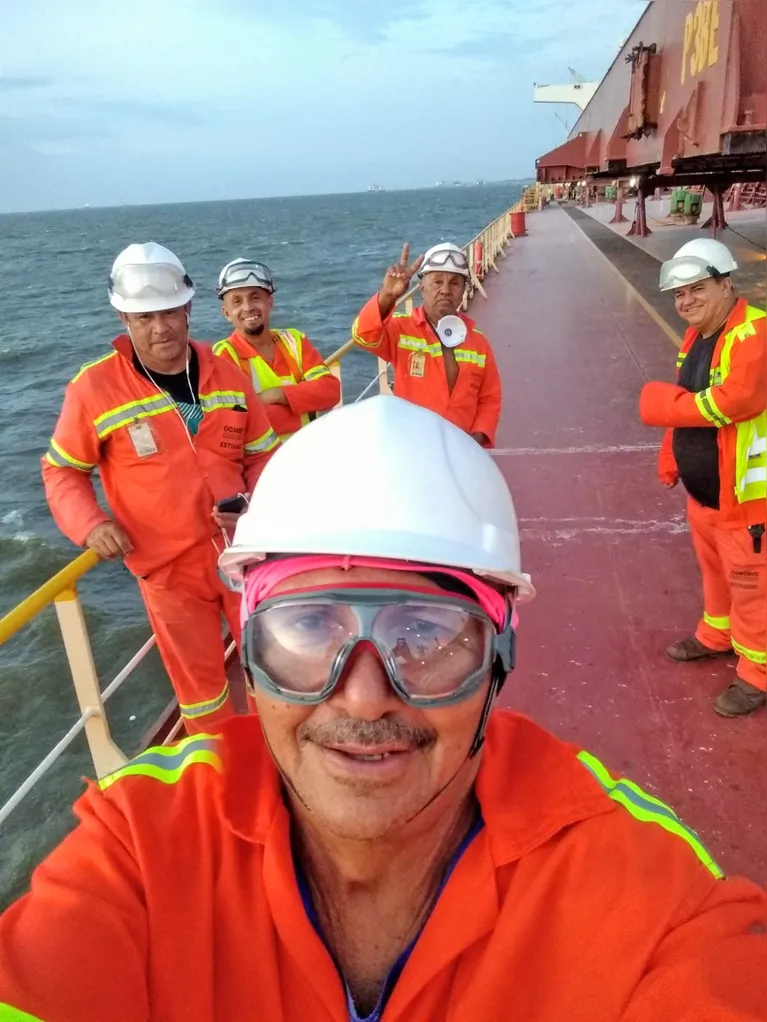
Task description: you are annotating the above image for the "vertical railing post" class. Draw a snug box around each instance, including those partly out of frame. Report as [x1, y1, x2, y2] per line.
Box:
[54, 588, 127, 778]
[377, 357, 392, 394]
[328, 360, 343, 408]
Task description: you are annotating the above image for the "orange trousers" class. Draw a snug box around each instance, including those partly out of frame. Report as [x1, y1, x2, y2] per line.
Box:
[687, 498, 767, 691]
[137, 537, 248, 734]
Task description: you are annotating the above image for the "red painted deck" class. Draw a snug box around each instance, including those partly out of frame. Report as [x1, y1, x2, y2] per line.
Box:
[471, 205, 766, 883]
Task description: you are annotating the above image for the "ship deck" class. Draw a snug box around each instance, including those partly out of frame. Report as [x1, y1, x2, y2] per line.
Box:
[470, 203, 766, 882]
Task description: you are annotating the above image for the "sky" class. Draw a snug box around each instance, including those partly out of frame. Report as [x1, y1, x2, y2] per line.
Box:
[0, 0, 648, 212]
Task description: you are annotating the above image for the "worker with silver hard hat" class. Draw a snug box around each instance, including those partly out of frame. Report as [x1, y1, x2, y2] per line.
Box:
[214, 257, 340, 442]
[8, 396, 766, 1019]
[42, 242, 280, 733]
[640, 238, 767, 717]
[350, 241, 502, 446]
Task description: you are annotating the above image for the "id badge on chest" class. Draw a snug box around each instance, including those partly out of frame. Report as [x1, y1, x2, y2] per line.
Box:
[408, 352, 426, 378]
[128, 421, 159, 457]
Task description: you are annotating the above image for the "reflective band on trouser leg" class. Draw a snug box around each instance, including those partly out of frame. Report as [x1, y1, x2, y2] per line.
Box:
[577, 751, 723, 878]
[137, 541, 239, 735]
[723, 525, 767, 692]
[686, 499, 733, 652]
[703, 612, 731, 631]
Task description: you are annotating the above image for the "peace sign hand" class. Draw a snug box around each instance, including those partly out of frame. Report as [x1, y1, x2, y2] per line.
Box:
[380, 243, 425, 303]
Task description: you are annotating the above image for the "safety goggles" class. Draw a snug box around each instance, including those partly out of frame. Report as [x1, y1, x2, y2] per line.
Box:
[419, 249, 469, 276]
[217, 260, 275, 297]
[108, 263, 194, 302]
[243, 587, 514, 707]
[659, 255, 724, 292]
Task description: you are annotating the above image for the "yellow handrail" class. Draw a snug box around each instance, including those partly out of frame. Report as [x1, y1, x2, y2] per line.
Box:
[0, 548, 100, 645]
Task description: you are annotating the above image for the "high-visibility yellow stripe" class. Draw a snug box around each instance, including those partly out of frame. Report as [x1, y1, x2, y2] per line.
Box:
[244, 427, 279, 454]
[304, 365, 331, 382]
[98, 734, 223, 791]
[71, 350, 118, 384]
[397, 335, 441, 356]
[199, 390, 246, 413]
[454, 349, 486, 367]
[179, 681, 230, 720]
[694, 388, 730, 427]
[703, 612, 730, 631]
[44, 437, 95, 472]
[212, 339, 242, 366]
[351, 316, 379, 348]
[93, 393, 176, 438]
[732, 639, 767, 665]
[577, 750, 723, 878]
[0, 1004, 45, 1021]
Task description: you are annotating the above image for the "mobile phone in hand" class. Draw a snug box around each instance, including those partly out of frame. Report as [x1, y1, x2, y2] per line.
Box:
[216, 495, 248, 515]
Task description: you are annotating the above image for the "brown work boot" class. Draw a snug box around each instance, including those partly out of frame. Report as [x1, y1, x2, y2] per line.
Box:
[666, 636, 733, 662]
[714, 678, 767, 718]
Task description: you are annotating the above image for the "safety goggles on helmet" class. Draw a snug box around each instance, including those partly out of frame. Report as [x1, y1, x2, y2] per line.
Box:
[242, 586, 514, 708]
[108, 263, 195, 306]
[217, 260, 275, 298]
[418, 248, 469, 278]
[659, 255, 728, 293]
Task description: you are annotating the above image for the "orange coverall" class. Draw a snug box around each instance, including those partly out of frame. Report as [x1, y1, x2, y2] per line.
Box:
[639, 299, 767, 691]
[351, 297, 502, 447]
[41, 336, 279, 731]
[1, 710, 764, 1021]
[213, 329, 340, 440]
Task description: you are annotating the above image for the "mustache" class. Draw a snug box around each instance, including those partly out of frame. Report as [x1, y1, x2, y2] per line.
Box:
[298, 716, 437, 750]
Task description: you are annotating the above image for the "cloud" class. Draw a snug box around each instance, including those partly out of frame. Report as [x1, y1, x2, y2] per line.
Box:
[0, 0, 649, 211]
[0, 76, 53, 91]
[0, 113, 108, 146]
[221, 0, 425, 43]
[62, 97, 205, 127]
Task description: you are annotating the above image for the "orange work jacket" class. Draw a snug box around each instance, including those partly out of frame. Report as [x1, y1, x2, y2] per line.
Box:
[0, 711, 764, 1022]
[351, 297, 502, 447]
[639, 298, 767, 527]
[213, 329, 340, 441]
[41, 336, 279, 578]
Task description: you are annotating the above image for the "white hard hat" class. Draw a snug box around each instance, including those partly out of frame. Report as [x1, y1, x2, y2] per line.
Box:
[418, 242, 470, 279]
[659, 238, 738, 292]
[219, 395, 534, 599]
[108, 242, 195, 313]
[217, 258, 276, 298]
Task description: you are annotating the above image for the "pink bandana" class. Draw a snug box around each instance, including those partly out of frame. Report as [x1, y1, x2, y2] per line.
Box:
[241, 554, 517, 630]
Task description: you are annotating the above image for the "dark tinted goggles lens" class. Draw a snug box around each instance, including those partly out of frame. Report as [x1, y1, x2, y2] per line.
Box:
[243, 588, 497, 706]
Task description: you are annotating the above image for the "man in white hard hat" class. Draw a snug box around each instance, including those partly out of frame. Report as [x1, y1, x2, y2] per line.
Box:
[351, 242, 502, 446]
[213, 258, 340, 442]
[639, 238, 767, 717]
[42, 242, 280, 733]
[8, 397, 765, 1020]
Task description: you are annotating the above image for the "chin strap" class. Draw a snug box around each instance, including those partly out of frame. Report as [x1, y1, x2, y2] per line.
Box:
[468, 597, 516, 759]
